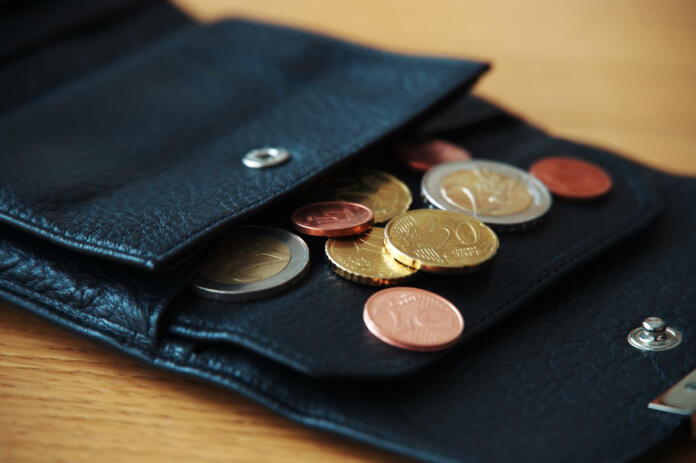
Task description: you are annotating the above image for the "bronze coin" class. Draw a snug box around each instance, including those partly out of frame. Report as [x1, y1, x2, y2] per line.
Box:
[397, 139, 471, 172]
[291, 201, 374, 237]
[363, 287, 464, 351]
[529, 156, 612, 199]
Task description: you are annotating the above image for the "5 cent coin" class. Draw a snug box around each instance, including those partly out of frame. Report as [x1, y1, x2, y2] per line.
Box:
[363, 287, 464, 351]
[529, 156, 612, 200]
[292, 201, 374, 237]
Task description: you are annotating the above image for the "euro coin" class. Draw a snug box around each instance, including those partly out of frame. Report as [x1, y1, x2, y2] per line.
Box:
[422, 160, 552, 231]
[529, 156, 612, 200]
[291, 201, 374, 237]
[363, 287, 464, 351]
[307, 169, 411, 224]
[396, 139, 471, 172]
[325, 227, 417, 286]
[384, 209, 498, 273]
[190, 226, 309, 301]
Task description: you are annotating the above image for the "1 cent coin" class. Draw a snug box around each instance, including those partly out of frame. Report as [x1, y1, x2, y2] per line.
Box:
[363, 287, 464, 351]
[396, 139, 472, 172]
[529, 156, 612, 200]
[291, 201, 374, 237]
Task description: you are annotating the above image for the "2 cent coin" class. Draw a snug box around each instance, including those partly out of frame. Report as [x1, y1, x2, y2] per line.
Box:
[529, 156, 612, 200]
[363, 287, 464, 351]
[291, 201, 374, 237]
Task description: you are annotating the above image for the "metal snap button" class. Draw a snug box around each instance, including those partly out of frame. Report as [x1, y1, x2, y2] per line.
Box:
[628, 317, 682, 352]
[243, 147, 290, 168]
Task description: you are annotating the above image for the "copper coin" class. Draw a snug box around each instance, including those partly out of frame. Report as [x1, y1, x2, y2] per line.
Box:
[529, 156, 612, 200]
[291, 201, 374, 237]
[363, 287, 464, 351]
[397, 139, 471, 172]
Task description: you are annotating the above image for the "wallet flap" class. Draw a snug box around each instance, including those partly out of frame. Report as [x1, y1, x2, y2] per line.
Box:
[0, 19, 487, 270]
[162, 98, 662, 377]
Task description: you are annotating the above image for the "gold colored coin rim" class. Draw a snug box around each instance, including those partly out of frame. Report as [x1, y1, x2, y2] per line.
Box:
[307, 169, 412, 224]
[365, 170, 413, 224]
[325, 228, 418, 287]
[383, 209, 499, 274]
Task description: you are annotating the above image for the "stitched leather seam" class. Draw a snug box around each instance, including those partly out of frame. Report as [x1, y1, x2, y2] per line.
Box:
[0, 64, 479, 267]
[171, 152, 658, 370]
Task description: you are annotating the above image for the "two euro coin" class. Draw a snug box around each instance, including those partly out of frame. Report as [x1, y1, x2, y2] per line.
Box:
[422, 159, 552, 231]
[190, 226, 310, 301]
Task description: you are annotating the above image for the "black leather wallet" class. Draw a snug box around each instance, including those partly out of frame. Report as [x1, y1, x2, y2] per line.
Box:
[2, 2, 694, 462]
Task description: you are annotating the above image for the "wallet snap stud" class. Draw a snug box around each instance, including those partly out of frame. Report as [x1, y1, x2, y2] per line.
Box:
[628, 317, 682, 352]
[243, 147, 291, 168]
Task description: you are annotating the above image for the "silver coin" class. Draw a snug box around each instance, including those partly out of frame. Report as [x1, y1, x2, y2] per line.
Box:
[190, 226, 310, 301]
[421, 160, 552, 230]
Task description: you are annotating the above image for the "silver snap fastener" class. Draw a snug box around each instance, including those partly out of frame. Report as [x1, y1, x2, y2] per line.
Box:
[243, 147, 290, 168]
[628, 317, 682, 352]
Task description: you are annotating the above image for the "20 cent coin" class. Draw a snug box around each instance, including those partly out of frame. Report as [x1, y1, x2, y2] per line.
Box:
[384, 209, 498, 273]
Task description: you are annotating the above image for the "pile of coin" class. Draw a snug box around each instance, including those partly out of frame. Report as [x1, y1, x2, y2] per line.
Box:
[191, 139, 614, 352]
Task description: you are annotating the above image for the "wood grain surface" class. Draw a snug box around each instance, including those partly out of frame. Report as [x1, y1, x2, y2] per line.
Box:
[2, 1, 695, 462]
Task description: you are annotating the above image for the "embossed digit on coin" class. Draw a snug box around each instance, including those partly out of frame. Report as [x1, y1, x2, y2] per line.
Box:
[190, 226, 309, 301]
[363, 287, 464, 351]
[529, 156, 612, 200]
[306, 169, 412, 224]
[325, 227, 417, 286]
[384, 209, 498, 273]
[396, 139, 471, 172]
[291, 201, 374, 237]
[422, 159, 552, 230]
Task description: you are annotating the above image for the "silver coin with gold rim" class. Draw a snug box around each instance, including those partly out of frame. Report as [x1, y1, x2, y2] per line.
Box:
[384, 209, 498, 274]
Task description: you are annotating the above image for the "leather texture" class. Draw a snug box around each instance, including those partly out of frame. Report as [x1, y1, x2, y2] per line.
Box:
[0, 12, 486, 270]
[1, 3, 694, 462]
[164, 108, 661, 378]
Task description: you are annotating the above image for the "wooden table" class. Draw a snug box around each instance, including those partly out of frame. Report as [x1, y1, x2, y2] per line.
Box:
[2, 1, 695, 461]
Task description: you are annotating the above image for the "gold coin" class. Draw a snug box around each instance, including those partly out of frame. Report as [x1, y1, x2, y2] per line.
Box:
[440, 168, 532, 216]
[309, 169, 412, 224]
[325, 227, 417, 286]
[384, 209, 498, 273]
[199, 233, 291, 284]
